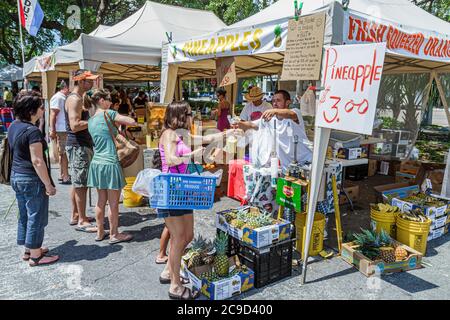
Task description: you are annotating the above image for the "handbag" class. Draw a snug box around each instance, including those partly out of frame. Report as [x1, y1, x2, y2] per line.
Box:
[104, 111, 140, 168]
[0, 126, 34, 185]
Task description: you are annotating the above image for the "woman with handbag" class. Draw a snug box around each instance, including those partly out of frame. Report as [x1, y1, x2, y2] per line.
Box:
[158, 101, 241, 300]
[8, 91, 58, 266]
[85, 89, 137, 244]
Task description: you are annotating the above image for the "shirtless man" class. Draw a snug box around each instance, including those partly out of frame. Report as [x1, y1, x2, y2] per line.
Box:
[65, 70, 98, 231]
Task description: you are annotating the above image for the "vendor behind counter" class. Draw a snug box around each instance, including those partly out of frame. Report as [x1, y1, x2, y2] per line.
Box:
[237, 90, 312, 172]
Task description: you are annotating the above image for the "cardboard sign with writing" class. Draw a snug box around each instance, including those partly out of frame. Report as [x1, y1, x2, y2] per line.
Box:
[281, 12, 326, 81]
[216, 57, 236, 87]
[316, 43, 386, 135]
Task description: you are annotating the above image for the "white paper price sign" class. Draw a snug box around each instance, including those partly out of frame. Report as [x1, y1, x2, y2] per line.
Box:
[316, 43, 386, 135]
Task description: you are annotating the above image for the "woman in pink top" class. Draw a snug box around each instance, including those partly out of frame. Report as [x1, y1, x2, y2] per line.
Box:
[157, 101, 240, 300]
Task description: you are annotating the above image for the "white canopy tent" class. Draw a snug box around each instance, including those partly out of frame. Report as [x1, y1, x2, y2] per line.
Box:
[0, 65, 23, 82]
[161, 0, 450, 284]
[23, 1, 225, 82]
[162, 0, 450, 101]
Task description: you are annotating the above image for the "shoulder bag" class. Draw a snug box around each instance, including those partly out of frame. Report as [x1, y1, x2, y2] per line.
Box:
[104, 111, 140, 168]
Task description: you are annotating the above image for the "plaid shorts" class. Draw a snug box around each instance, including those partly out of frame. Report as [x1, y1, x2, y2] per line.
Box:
[66, 146, 93, 188]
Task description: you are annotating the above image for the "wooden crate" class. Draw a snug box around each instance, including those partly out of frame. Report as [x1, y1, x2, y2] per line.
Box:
[368, 159, 378, 177]
[340, 240, 423, 277]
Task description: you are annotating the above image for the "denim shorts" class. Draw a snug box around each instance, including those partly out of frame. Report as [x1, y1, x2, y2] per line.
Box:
[11, 172, 49, 249]
[157, 209, 193, 219]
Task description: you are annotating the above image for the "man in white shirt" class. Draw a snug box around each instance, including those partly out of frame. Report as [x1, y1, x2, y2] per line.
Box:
[237, 90, 312, 171]
[49, 81, 70, 184]
[239, 86, 272, 121]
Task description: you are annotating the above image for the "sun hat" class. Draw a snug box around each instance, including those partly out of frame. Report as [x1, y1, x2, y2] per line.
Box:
[73, 70, 99, 81]
[244, 86, 264, 102]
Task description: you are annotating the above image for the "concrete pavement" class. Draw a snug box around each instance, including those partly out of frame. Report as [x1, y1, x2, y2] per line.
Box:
[1, 167, 449, 300]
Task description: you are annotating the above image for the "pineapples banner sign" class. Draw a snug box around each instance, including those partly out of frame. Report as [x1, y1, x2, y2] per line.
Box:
[167, 21, 288, 63]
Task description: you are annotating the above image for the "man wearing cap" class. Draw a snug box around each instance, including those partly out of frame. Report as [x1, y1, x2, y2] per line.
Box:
[50, 80, 70, 184]
[239, 86, 272, 121]
[64, 70, 98, 231]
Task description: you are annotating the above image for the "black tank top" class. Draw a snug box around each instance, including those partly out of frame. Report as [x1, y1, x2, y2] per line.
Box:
[64, 93, 93, 148]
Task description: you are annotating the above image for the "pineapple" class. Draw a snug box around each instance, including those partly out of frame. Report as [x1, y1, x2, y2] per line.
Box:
[230, 219, 245, 229]
[244, 216, 260, 230]
[256, 212, 275, 228]
[274, 25, 282, 47]
[352, 229, 381, 261]
[213, 232, 230, 277]
[187, 235, 207, 269]
[203, 254, 215, 266]
[378, 247, 396, 263]
[394, 245, 409, 261]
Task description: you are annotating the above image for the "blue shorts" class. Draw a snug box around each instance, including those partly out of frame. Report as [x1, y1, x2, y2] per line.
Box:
[157, 209, 193, 219]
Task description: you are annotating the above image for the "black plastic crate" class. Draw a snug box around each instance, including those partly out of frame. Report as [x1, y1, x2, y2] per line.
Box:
[345, 164, 368, 181]
[226, 236, 294, 288]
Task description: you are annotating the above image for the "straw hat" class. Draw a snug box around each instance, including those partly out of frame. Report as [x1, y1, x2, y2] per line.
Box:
[244, 86, 264, 102]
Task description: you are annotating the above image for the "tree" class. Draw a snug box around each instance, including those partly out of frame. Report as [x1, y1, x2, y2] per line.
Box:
[411, 0, 450, 22]
[0, 0, 148, 66]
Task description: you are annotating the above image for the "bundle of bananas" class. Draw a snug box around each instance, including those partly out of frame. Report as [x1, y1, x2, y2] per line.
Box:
[397, 208, 429, 223]
[370, 203, 399, 215]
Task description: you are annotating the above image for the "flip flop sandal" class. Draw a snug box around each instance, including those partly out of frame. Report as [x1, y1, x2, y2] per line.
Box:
[75, 224, 98, 233]
[108, 234, 133, 245]
[168, 287, 199, 300]
[155, 257, 168, 264]
[23, 248, 49, 261]
[29, 254, 59, 267]
[71, 217, 96, 226]
[95, 231, 110, 242]
[159, 276, 190, 285]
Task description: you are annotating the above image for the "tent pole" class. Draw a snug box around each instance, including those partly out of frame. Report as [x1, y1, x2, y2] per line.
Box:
[301, 126, 331, 285]
[433, 72, 450, 128]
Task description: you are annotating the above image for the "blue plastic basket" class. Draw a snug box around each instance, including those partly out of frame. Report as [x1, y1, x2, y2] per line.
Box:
[150, 173, 217, 210]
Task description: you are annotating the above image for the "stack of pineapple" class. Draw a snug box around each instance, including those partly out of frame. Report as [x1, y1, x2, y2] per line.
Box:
[403, 192, 446, 208]
[183, 235, 214, 269]
[352, 229, 409, 263]
[187, 232, 247, 282]
[222, 207, 278, 230]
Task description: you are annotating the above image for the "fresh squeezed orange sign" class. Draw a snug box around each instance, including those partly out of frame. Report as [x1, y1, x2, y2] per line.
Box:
[345, 12, 450, 62]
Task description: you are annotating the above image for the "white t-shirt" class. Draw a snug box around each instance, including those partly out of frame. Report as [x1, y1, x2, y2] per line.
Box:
[50, 91, 67, 132]
[239, 101, 272, 121]
[250, 108, 312, 170]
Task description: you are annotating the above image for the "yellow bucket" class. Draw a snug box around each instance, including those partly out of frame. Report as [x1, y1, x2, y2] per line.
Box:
[295, 212, 325, 258]
[123, 177, 143, 207]
[396, 215, 431, 255]
[370, 209, 397, 238]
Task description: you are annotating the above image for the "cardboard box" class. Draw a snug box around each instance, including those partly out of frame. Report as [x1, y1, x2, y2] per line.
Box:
[395, 171, 417, 183]
[392, 197, 448, 220]
[275, 177, 305, 211]
[368, 159, 378, 177]
[373, 183, 417, 203]
[429, 225, 447, 240]
[183, 255, 255, 300]
[216, 208, 292, 249]
[336, 147, 368, 160]
[339, 182, 360, 205]
[340, 240, 422, 277]
[431, 214, 448, 230]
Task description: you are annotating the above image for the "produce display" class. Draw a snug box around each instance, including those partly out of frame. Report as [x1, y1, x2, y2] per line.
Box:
[222, 207, 278, 230]
[183, 235, 214, 269]
[415, 140, 450, 163]
[397, 208, 430, 223]
[351, 229, 409, 263]
[401, 192, 447, 208]
[184, 232, 250, 282]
